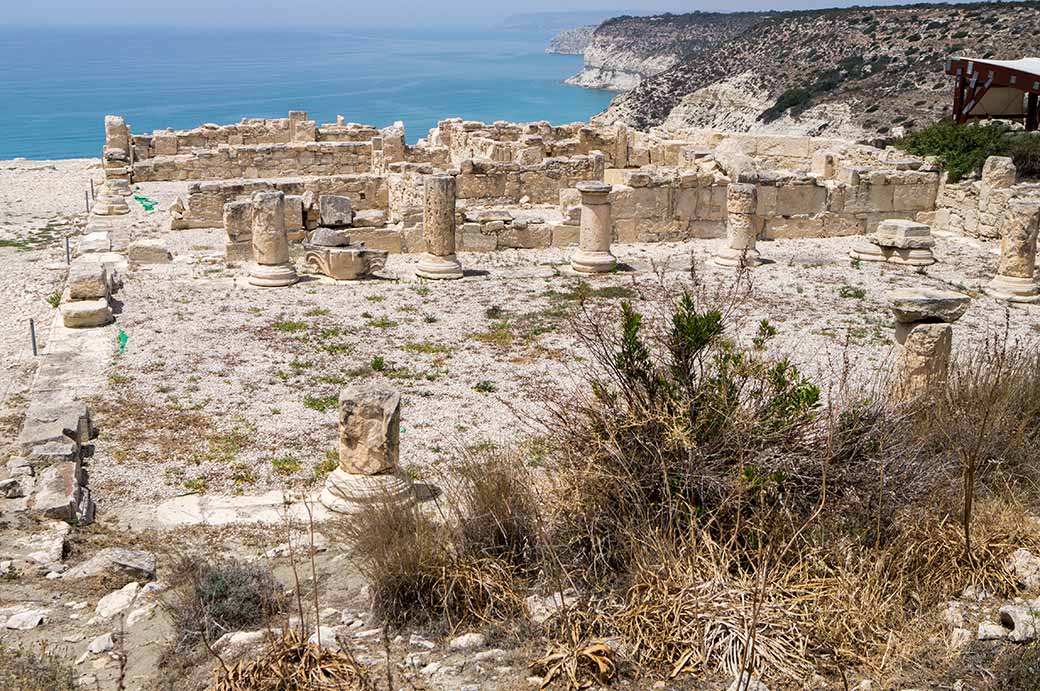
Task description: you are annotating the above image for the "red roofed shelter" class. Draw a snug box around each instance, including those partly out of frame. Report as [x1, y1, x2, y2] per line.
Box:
[946, 56, 1040, 131]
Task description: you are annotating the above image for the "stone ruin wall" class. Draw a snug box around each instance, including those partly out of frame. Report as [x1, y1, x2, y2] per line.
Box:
[926, 156, 1040, 240]
[103, 111, 947, 255]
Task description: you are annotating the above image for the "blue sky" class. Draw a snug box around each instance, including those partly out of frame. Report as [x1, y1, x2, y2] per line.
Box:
[1, 0, 989, 27]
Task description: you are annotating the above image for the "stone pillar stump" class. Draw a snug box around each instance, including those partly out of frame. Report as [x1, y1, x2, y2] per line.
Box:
[248, 191, 298, 287]
[885, 288, 970, 400]
[319, 383, 415, 514]
[91, 181, 129, 216]
[416, 174, 464, 280]
[571, 181, 617, 273]
[986, 199, 1040, 303]
[714, 183, 761, 268]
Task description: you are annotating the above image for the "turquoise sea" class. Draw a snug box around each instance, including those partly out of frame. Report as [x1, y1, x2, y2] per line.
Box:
[0, 26, 615, 160]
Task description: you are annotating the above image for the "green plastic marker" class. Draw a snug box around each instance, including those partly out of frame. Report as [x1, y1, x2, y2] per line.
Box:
[117, 330, 128, 354]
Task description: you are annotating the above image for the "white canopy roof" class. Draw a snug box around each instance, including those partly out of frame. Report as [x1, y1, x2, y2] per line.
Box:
[953, 56, 1040, 80]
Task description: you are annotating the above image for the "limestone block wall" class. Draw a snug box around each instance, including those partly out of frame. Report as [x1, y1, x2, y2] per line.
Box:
[429, 119, 625, 168]
[133, 142, 374, 182]
[637, 128, 874, 171]
[927, 158, 1040, 240]
[130, 112, 391, 160]
[456, 154, 604, 205]
[558, 164, 940, 244]
[179, 174, 388, 229]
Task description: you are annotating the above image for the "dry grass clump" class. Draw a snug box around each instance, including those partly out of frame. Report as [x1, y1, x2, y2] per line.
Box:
[616, 528, 811, 681]
[0, 643, 75, 691]
[337, 494, 527, 630]
[211, 628, 372, 691]
[164, 556, 284, 653]
[531, 622, 618, 690]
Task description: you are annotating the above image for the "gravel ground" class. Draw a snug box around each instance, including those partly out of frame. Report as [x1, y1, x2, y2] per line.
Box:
[85, 180, 1040, 504]
[0, 159, 100, 446]
[2, 162, 1036, 504]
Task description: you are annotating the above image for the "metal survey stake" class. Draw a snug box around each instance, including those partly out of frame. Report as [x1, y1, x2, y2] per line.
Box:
[29, 318, 37, 356]
[65, 236, 71, 264]
[85, 190, 90, 213]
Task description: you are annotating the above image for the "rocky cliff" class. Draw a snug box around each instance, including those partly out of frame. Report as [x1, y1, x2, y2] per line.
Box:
[567, 13, 761, 91]
[546, 26, 596, 55]
[574, 3, 1040, 140]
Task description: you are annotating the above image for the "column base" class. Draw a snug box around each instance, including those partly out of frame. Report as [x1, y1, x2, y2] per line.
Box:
[416, 253, 464, 280]
[248, 262, 299, 287]
[886, 247, 936, 267]
[319, 468, 416, 515]
[849, 241, 890, 262]
[108, 179, 133, 197]
[713, 246, 761, 268]
[570, 249, 617, 274]
[92, 197, 130, 216]
[985, 274, 1040, 303]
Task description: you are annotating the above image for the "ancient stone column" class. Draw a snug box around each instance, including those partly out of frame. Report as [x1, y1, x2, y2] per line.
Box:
[103, 115, 133, 195]
[850, 219, 936, 266]
[319, 383, 415, 514]
[91, 180, 129, 216]
[571, 181, 617, 273]
[416, 174, 464, 280]
[248, 191, 298, 287]
[714, 183, 761, 268]
[986, 199, 1040, 303]
[885, 288, 970, 400]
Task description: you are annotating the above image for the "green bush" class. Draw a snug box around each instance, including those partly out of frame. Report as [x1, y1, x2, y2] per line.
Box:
[1007, 133, 1040, 178]
[894, 120, 1019, 182]
[164, 557, 283, 650]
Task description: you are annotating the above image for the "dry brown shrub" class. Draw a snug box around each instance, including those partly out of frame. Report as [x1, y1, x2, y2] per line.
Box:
[615, 528, 812, 682]
[531, 621, 618, 690]
[210, 628, 372, 691]
[0, 643, 75, 691]
[336, 499, 525, 630]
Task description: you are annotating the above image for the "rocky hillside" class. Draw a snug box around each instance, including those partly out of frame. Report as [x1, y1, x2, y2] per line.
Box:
[577, 2, 1040, 140]
[546, 26, 596, 55]
[568, 12, 762, 91]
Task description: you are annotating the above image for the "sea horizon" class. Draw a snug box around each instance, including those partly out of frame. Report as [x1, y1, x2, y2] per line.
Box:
[0, 25, 615, 160]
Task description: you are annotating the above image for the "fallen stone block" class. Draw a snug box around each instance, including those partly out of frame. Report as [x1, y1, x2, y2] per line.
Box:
[79, 231, 111, 254]
[66, 548, 156, 581]
[18, 401, 95, 453]
[352, 209, 387, 228]
[30, 460, 94, 524]
[68, 262, 110, 300]
[28, 439, 79, 464]
[61, 298, 113, 328]
[319, 195, 353, 227]
[1011, 549, 1040, 591]
[1000, 603, 1039, 643]
[128, 239, 173, 266]
[4, 608, 48, 631]
[94, 582, 139, 619]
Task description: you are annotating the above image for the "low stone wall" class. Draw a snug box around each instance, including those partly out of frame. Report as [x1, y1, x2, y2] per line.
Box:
[927, 157, 1040, 240]
[456, 154, 605, 205]
[566, 164, 942, 243]
[179, 175, 388, 229]
[133, 142, 374, 182]
[129, 111, 390, 161]
[639, 128, 865, 171]
[429, 119, 626, 169]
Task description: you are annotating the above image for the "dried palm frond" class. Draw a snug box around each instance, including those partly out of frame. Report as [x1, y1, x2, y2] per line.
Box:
[614, 532, 812, 682]
[211, 629, 372, 691]
[531, 623, 617, 690]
